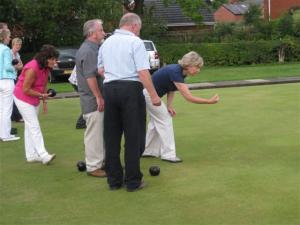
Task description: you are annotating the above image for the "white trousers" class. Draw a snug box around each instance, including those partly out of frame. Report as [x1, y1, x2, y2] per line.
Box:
[83, 111, 105, 172]
[143, 89, 177, 159]
[14, 97, 49, 160]
[0, 79, 14, 139]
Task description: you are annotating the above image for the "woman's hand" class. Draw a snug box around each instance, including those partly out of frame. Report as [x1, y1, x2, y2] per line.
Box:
[167, 106, 176, 117]
[209, 94, 220, 104]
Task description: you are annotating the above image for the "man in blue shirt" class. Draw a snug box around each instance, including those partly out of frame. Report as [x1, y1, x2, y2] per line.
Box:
[98, 13, 161, 192]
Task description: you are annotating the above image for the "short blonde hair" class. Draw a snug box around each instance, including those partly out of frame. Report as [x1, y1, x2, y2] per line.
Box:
[12, 37, 22, 46]
[0, 28, 10, 43]
[178, 51, 203, 69]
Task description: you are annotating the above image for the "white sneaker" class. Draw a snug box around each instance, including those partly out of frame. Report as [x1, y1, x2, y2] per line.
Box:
[42, 154, 56, 165]
[161, 156, 183, 163]
[2, 136, 20, 142]
[27, 157, 42, 163]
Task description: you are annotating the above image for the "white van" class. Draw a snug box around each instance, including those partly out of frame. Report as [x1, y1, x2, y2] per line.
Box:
[143, 40, 160, 74]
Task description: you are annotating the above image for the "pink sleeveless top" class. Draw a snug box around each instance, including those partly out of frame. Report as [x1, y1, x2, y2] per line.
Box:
[14, 59, 49, 106]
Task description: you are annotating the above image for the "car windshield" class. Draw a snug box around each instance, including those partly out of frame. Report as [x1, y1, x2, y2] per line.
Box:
[58, 49, 77, 59]
[143, 42, 154, 51]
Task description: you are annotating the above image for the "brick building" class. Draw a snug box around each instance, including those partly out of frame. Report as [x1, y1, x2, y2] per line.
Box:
[214, 3, 248, 22]
[214, 0, 263, 23]
[214, 0, 300, 23]
[264, 0, 300, 20]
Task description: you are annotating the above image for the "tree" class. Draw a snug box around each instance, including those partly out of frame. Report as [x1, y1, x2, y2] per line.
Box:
[214, 23, 235, 41]
[275, 13, 294, 38]
[244, 4, 262, 26]
[276, 36, 296, 63]
[1, 0, 123, 51]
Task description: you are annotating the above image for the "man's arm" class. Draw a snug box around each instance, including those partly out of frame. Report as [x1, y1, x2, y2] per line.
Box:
[138, 69, 161, 106]
[86, 77, 104, 112]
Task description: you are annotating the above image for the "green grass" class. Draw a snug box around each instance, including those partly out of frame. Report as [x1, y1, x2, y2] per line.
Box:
[1, 83, 300, 225]
[48, 63, 300, 93]
[187, 62, 300, 83]
[48, 82, 75, 93]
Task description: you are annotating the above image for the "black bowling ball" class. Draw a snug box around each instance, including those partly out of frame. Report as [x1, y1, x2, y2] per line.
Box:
[149, 166, 160, 176]
[47, 88, 56, 97]
[77, 161, 86, 172]
[12, 59, 19, 66]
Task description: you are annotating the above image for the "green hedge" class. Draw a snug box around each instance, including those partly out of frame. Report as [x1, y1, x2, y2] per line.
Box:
[157, 40, 300, 66]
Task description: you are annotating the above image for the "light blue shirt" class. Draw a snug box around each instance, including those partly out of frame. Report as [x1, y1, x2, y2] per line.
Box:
[0, 43, 16, 80]
[98, 29, 150, 83]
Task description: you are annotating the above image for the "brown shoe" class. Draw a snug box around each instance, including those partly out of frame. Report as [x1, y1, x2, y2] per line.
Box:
[87, 169, 107, 178]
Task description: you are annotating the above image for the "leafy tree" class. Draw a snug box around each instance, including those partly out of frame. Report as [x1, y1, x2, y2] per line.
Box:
[140, 6, 167, 41]
[293, 20, 300, 38]
[209, 0, 227, 10]
[244, 4, 262, 26]
[276, 36, 296, 63]
[253, 20, 275, 40]
[214, 23, 235, 41]
[275, 13, 294, 38]
[1, 0, 123, 51]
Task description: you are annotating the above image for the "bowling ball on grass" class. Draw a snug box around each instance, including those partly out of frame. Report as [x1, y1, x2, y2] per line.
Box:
[149, 166, 160, 176]
[77, 161, 86, 172]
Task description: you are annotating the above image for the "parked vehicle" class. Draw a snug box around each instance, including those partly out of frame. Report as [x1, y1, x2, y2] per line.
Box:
[49, 41, 159, 82]
[49, 48, 77, 83]
[143, 40, 160, 73]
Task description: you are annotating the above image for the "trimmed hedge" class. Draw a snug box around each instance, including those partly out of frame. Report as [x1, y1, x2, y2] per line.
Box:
[157, 40, 300, 66]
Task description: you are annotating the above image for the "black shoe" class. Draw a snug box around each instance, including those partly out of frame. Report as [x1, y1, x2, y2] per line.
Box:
[76, 115, 86, 129]
[76, 122, 86, 129]
[109, 185, 123, 191]
[141, 154, 157, 158]
[126, 181, 146, 192]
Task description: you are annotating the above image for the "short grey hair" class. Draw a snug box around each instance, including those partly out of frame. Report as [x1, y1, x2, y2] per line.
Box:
[178, 51, 203, 69]
[0, 28, 10, 43]
[119, 13, 142, 28]
[83, 19, 103, 38]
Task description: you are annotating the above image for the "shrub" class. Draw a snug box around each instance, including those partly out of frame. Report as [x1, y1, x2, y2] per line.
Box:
[157, 40, 300, 66]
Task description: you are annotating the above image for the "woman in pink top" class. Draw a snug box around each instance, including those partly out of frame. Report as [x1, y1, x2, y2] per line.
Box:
[13, 45, 59, 165]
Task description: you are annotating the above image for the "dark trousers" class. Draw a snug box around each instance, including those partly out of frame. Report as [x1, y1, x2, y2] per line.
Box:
[11, 78, 22, 122]
[11, 102, 22, 121]
[103, 81, 146, 189]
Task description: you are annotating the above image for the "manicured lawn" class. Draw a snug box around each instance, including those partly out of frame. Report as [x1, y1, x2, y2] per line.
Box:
[48, 63, 300, 93]
[1, 83, 299, 225]
[48, 82, 75, 93]
[187, 62, 300, 83]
